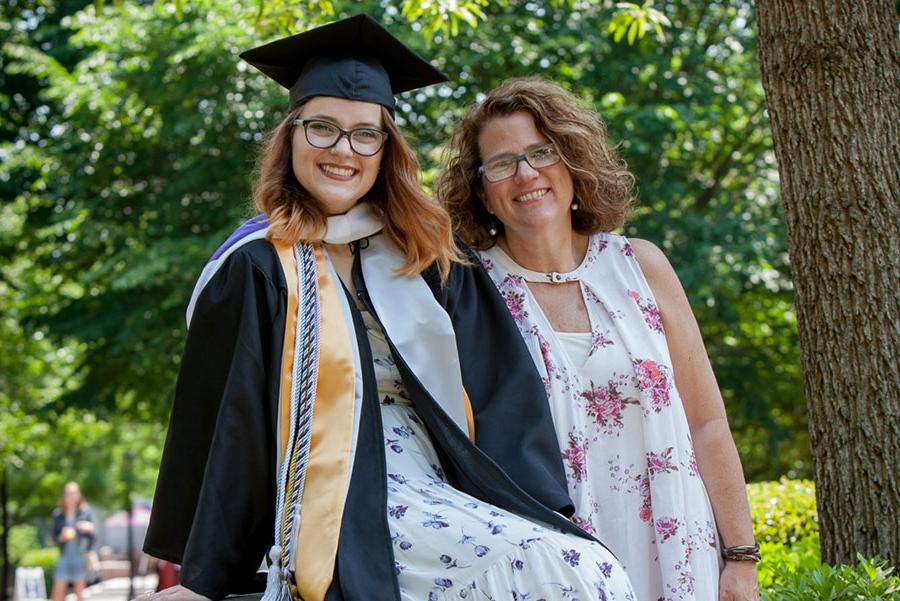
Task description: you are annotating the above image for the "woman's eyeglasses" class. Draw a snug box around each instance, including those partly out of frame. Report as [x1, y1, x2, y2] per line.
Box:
[478, 144, 562, 182]
[294, 119, 389, 156]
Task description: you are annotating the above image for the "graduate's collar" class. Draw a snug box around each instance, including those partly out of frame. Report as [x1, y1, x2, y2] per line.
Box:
[322, 202, 384, 244]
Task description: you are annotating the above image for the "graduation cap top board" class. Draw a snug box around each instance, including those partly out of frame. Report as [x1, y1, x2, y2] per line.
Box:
[239, 14, 448, 115]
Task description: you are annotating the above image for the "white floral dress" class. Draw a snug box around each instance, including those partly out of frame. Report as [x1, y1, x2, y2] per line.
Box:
[481, 234, 722, 601]
[362, 310, 636, 601]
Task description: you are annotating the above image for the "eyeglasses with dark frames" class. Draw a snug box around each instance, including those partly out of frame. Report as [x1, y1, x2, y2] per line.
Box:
[293, 119, 389, 157]
[478, 144, 562, 182]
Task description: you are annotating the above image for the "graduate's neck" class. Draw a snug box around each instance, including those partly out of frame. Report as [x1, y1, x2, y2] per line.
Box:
[323, 242, 357, 301]
[323, 241, 353, 258]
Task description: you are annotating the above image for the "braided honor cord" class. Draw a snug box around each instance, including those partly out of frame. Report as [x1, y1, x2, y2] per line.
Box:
[262, 242, 320, 601]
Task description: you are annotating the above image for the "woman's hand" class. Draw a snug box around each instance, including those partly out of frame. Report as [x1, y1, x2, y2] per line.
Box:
[60, 527, 76, 542]
[719, 562, 759, 601]
[132, 585, 211, 601]
[75, 520, 94, 534]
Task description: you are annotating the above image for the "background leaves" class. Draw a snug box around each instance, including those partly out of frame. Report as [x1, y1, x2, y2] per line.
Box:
[1, 0, 806, 523]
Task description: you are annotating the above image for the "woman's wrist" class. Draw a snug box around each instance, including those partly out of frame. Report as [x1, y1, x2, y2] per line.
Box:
[721, 543, 761, 563]
[724, 559, 758, 570]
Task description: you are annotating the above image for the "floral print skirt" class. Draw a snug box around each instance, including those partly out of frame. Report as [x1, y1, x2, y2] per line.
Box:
[383, 403, 635, 601]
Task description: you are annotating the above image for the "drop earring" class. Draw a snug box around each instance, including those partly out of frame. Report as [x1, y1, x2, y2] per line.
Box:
[484, 204, 498, 237]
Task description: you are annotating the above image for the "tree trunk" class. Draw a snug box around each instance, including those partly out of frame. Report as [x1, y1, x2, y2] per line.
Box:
[755, 0, 900, 566]
[1, 465, 8, 601]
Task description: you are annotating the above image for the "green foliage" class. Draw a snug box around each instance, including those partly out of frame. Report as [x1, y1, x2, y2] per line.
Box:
[749, 478, 820, 590]
[748, 478, 818, 546]
[400, 0, 489, 38]
[608, 1, 670, 45]
[1, 408, 162, 524]
[761, 555, 900, 601]
[2, 0, 271, 416]
[747, 482, 900, 599]
[19, 546, 59, 593]
[9, 524, 41, 568]
[758, 537, 821, 591]
[230, 0, 669, 43]
[2, 0, 806, 508]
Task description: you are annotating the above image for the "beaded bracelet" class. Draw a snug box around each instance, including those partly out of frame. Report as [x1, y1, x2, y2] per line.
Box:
[722, 543, 761, 562]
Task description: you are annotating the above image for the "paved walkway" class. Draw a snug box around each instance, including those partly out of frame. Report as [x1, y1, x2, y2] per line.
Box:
[68, 575, 158, 601]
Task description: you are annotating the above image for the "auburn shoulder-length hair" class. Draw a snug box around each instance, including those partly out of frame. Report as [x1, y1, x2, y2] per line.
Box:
[436, 76, 635, 250]
[252, 104, 461, 281]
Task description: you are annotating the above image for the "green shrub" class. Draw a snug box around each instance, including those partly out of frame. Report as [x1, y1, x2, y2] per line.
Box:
[761, 554, 900, 600]
[19, 547, 59, 594]
[747, 478, 900, 598]
[748, 477, 818, 546]
[9, 524, 40, 568]
[758, 537, 821, 589]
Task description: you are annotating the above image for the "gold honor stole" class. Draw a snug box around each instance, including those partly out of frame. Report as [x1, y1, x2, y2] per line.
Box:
[274, 239, 475, 601]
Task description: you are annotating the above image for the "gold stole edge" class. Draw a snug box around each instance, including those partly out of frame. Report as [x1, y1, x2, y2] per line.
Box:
[462, 389, 475, 442]
[274, 242, 299, 463]
[274, 243, 355, 601]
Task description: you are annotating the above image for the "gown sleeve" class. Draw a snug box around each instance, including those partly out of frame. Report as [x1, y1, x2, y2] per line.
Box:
[143, 245, 285, 600]
[427, 245, 575, 517]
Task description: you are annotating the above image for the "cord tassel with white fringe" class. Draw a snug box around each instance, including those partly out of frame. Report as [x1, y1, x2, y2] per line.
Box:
[260, 545, 286, 601]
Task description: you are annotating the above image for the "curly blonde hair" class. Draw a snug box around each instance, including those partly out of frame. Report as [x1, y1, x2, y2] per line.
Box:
[435, 76, 635, 249]
[253, 103, 460, 280]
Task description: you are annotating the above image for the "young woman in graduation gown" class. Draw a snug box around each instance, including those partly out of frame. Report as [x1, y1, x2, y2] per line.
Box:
[142, 15, 635, 601]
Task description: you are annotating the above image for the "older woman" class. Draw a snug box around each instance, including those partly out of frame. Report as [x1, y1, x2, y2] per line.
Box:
[437, 76, 759, 601]
[143, 21, 634, 601]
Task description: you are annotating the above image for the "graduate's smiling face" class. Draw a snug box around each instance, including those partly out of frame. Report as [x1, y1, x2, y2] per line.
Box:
[292, 96, 384, 215]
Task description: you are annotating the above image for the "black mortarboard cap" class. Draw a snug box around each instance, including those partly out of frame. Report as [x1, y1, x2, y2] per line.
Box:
[239, 14, 448, 114]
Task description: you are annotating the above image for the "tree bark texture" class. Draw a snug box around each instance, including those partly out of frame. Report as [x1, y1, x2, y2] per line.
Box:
[1, 466, 8, 601]
[755, 0, 900, 566]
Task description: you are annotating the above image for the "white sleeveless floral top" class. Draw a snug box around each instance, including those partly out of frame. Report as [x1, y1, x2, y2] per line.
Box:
[481, 232, 722, 601]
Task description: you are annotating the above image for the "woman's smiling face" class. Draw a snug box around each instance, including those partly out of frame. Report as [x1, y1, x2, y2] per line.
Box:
[292, 96, 384, 215]
[477, 110, 575, 241]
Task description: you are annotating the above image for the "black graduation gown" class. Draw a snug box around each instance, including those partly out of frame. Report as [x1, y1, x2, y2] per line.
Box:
[143, 238, 590, 601]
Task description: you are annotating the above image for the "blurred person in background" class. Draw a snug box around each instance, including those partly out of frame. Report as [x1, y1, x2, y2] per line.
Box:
[51, 481, 95, 601]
